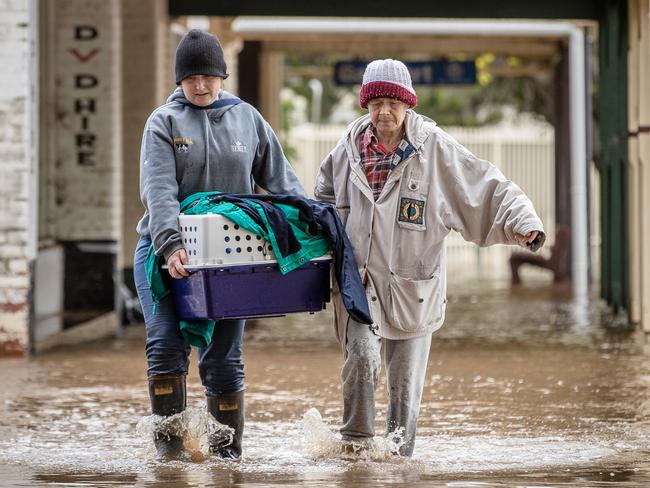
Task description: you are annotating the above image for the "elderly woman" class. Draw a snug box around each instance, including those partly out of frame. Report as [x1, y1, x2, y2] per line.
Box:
[134, 29, 305, 460]
[315, 59, 545, 456]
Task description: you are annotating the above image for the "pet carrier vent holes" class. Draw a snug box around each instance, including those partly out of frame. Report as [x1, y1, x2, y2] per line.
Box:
[178, 214, 277, 266]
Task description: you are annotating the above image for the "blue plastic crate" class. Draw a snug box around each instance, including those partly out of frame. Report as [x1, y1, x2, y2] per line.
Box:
[169, 258, 331, 320]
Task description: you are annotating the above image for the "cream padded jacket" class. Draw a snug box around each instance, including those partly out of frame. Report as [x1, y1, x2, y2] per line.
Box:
[315, 111, 545, 341]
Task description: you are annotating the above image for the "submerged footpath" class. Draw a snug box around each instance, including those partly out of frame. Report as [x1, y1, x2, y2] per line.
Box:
[0, 282, 649, 487]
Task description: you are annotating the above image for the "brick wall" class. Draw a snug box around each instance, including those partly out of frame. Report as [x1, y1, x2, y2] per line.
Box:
[0, 0, 32, 355]
[0, 0, 124, 355]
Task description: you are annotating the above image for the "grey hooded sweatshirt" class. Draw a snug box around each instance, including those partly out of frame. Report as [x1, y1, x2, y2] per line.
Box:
[136, 87, 306, 261]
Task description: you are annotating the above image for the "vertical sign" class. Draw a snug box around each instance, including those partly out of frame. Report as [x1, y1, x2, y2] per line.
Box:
[53, 0, 120, 240]
[71, 25, 99, 167]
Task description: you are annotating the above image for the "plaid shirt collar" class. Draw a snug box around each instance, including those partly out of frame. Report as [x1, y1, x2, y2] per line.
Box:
[361, 124, 399, 154]
[359, 123, 416, 165]
[362, 124, 380, 151]
[355, 123, 417, 200]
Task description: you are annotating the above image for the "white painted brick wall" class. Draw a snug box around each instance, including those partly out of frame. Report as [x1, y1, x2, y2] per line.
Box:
[0, 0, 30, 354]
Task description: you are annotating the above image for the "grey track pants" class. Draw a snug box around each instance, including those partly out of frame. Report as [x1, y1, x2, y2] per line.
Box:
[340, 318, 433, 457]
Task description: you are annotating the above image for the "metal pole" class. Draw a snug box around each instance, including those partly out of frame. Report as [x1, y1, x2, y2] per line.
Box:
[568, 28, 589, 294]
[27, 0, 39, 262]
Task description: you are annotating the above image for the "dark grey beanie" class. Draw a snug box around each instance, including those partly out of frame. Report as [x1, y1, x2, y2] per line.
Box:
[175, 29, 228, 85]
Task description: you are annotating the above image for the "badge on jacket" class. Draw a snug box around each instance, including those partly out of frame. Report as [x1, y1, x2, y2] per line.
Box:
[398, 197, 425, 225]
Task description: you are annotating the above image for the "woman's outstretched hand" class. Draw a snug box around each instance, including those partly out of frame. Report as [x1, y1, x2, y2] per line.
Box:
[515, 231, 545, 252]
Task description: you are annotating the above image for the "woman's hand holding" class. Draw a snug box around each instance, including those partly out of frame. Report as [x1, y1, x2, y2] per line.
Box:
[167, 249, 190, 279]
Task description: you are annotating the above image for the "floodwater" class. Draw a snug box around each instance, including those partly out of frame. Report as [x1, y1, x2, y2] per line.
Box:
[2, 280, 650, 487]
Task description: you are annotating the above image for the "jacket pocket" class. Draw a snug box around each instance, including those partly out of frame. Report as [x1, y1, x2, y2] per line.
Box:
[396, 180, 429, 232]
[388, 270, 443, 333]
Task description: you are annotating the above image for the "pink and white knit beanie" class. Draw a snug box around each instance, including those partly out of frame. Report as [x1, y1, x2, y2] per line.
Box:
[359, 59, 417, 109]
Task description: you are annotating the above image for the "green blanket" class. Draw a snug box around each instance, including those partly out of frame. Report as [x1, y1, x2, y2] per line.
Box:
[145, 192, 329, 347]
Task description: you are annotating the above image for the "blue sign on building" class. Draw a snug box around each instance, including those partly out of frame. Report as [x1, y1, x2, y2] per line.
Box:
[334, 60, 476, 86]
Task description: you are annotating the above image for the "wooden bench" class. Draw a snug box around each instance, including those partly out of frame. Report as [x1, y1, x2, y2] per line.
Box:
[509, 225, 570, 284]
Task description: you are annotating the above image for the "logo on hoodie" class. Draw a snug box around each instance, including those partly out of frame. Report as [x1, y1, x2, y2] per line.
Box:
[174, 137, 193, 153]
[231, 140, 248, 153]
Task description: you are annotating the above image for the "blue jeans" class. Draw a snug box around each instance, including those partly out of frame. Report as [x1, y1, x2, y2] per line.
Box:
[134, 237, 245, 396]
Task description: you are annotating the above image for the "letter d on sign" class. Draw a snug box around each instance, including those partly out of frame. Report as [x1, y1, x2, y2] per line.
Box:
[74, 26, 98, 40]
[75, 75, 98, 89]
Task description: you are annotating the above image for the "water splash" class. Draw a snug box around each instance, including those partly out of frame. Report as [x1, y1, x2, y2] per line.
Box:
[301, 407, 340, 457]
[300, 407, 405, 461]
[135, 406, 232, 461]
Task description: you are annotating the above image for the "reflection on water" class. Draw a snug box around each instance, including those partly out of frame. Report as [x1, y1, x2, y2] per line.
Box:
[1, 281, 650, 487]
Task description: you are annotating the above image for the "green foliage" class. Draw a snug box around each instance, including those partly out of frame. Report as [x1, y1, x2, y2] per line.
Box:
[280, 97, 298, 160]
[283, 54, 553, 128]
[285, 53, 345, 123]
[415, 76, 552, 127]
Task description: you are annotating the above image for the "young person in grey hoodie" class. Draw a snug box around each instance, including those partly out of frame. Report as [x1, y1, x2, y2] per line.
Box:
[133, 29, 306, 461]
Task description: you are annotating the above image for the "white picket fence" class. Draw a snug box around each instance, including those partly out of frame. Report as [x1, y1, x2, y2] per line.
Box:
[285, 123, 600, 284]
[444, 125, 556, 282]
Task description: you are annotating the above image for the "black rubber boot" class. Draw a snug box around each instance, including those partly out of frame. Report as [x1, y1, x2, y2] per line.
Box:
[207, 391, 245, 459]
[148, 375, 187, 461]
